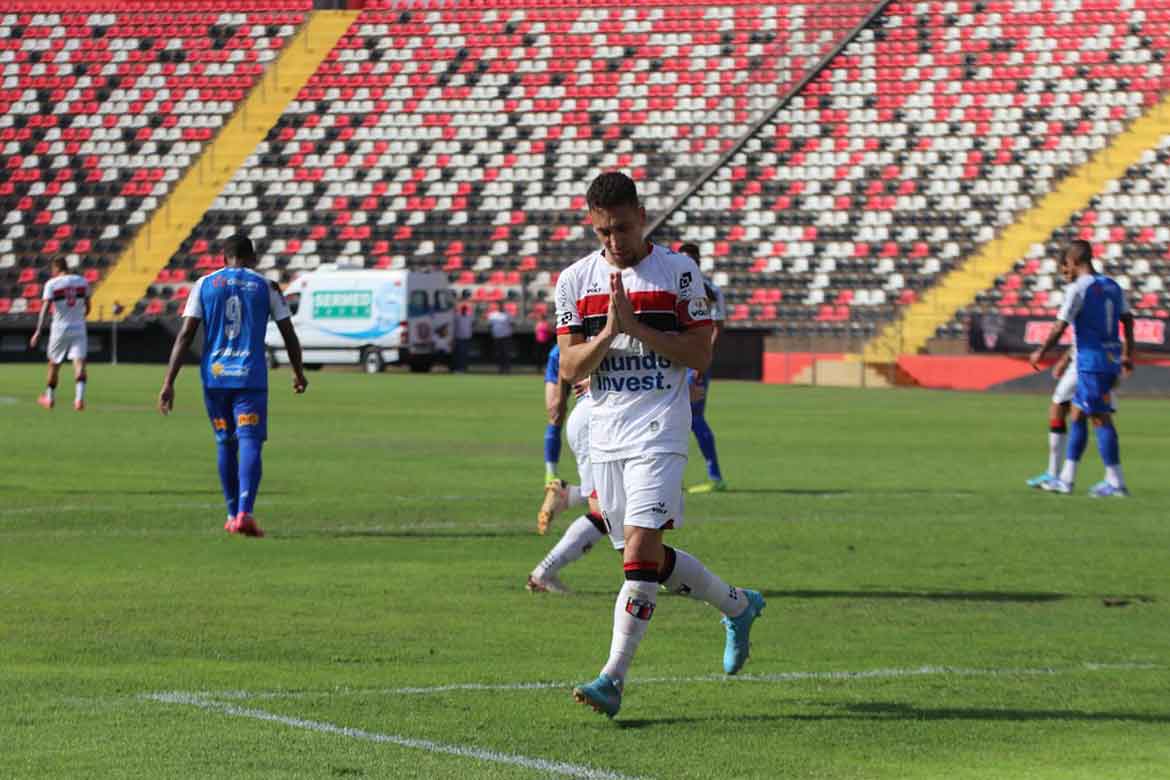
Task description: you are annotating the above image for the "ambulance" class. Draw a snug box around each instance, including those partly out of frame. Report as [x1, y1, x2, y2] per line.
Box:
[266, 268, 454, 372]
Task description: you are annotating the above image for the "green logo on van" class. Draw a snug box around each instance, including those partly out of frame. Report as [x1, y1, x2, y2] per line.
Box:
[313, 290, 372, 319]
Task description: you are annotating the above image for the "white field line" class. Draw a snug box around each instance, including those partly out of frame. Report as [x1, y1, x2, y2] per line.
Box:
[145, 692, 645, 780]
[178, 661, 1162, 702]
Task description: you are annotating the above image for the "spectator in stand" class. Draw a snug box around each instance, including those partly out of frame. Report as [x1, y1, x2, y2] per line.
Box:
[453, 303, 474, 372]
[535, 314, 554, 365]
[488, 307, 513, 374]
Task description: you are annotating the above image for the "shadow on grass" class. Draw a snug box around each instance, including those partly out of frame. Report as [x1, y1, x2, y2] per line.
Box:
[794, 701, 1170, 724]
[721, 488, 976, 497]
[619, 704, 1170, 728]
[758, 589, 1069, 603]
[53, 488, 287, 497]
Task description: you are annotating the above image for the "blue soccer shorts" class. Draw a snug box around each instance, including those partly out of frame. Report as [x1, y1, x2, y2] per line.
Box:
[203, 388, 269, 443]
[1073, 371, 1117, 416]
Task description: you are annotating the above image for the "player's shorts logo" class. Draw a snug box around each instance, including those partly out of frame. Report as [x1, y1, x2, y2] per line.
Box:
[211, 362, 225, 377]
[237, 413, 260, 426]
[212, 418, 228, 431]
[688, 297, 710, 320]
[625, 597, 656, 621]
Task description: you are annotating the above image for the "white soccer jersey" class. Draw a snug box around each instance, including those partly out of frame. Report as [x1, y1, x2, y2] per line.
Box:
[42, 274, 89, 331]
[555, 243, 712, 463]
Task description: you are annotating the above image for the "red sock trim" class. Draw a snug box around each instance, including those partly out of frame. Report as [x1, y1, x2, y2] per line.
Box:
[623, 560, 658, 572]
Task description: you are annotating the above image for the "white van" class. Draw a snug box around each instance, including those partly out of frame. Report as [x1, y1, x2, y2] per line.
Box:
[266, 269, 454, 373]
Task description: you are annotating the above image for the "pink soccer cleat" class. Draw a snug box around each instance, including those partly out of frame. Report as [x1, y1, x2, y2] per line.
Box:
[226, 512, 265, 538]
[37, 394, 54, 410]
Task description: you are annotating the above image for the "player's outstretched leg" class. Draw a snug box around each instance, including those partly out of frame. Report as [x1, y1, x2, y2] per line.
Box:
[217, 440, 241, 529]
[1088, 418, 1128, 497]
[544, 422, 563, 483]
[1050, 415, 1088, 494]
[527, 512, 606, 593]
[38, 364, 58, 409]
[233, 438, 265, 537]
[73, 359, 87, 411]
[688, 399, 726, 494]
[1028, 406, 1068, 489]
[659, 546, 764, 674]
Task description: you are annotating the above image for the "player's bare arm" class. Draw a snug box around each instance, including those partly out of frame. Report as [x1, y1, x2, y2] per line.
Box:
[546, 379, 569, 426]
[275, 317, 308, 393]
[159, 316, 200, 414]
[1051, 349, 1072, 380]
[558, 303, 619, 384]
[1029, 319, 1068, 371]
[610, 273, 713, 373]
[1120, 311, 1135, 377]
[29, 301, 49, 348]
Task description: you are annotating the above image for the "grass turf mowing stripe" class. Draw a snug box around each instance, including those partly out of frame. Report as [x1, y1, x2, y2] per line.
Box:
[145, 692, 647, 780]
[170, 661, 1160, 701]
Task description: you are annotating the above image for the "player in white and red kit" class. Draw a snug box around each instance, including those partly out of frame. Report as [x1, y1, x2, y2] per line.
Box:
[29, 257, 91, 411]
[557, 172, 764, 718]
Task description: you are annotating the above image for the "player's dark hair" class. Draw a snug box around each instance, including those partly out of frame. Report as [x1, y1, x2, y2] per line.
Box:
[586, 171, 639, 211]
[224, 234, 256, 263]
[1066, 239, 1094, 266]
[677, 242, 701, 262]
[50, 256, 68, 273]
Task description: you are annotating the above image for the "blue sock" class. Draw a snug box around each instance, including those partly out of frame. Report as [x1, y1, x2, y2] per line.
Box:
[237, 438, 263, 515]
[1066, 416, 1089, 464]
[1096, 423, 1120, 466]
[691, 401, 722, 482]
[216, 441, 240, 518]
[544, 423, 562, 472]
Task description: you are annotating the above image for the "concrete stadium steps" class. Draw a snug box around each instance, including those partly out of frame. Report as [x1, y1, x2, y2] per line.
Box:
[864, 91, 1170, 362]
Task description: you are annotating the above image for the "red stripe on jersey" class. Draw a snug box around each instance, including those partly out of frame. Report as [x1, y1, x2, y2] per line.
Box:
[577, 293, 609, 318]
[627, 290, 677, 312]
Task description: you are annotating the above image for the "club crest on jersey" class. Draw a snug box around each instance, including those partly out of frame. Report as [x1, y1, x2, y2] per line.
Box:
[625, 597, 656, 621]
[210, 362, 225, 377]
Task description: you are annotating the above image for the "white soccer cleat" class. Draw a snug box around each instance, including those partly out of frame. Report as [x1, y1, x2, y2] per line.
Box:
[1040, 478, 1072, 495]
[526, 572, 570, 594]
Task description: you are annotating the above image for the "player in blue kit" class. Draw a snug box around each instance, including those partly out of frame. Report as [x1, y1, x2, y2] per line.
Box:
[543, 343, 567, 484]
[677, 244, 727, 494]
[158, 235, 308, 536]
[1030, 240, 1134, 497]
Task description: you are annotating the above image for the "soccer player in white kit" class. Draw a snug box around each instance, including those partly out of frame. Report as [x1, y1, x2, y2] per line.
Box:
[556, 173, 764, 718]
[29, 257, 90, 411]
[1025, 345, 1077, 490]
[527, 377, 608, 594]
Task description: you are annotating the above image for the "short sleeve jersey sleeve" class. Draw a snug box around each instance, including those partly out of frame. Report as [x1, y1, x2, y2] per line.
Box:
[182, 277, 205, 319]
[1057, 276, 1090, 325]
[555, 267, 583, 336]
[675, 257, 713, 330]
[268, 280, 290, 321]
[41, 278, 55, 301]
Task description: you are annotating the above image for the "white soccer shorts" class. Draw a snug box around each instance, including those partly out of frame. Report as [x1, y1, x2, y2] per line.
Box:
[592, 453, 686, 551]
[565, 400, 593, 497]
[47, 328, 87, 364]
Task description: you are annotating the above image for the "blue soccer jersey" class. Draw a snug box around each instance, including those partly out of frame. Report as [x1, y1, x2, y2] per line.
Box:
[544, 344, 561, 384]
[183, 267, 290, 390]
[1058, 273, 1128, 375]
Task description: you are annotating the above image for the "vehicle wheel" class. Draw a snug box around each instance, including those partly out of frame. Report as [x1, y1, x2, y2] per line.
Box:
[409, 356, 433, 373]
[363, 347, 385, 374]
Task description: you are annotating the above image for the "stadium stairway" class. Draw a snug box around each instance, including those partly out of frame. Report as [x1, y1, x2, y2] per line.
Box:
[863, 91, 1170, 362]
[88, 10, 359, 322]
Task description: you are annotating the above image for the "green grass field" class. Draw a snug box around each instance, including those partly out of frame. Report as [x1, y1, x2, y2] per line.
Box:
[2, 364, 1169, 779]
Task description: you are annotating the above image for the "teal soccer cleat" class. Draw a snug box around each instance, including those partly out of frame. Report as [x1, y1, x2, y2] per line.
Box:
[722, 589, 766, 675]
[572, 674, 622, 718]
[1025, 472, 1056, 489]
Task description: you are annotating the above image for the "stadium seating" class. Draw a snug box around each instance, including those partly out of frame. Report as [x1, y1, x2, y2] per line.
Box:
[952, 130, 1170, 340]
[149, 0, 875, 322]
[667, 0, 1170, 335]
[0, 3, 307, 318]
